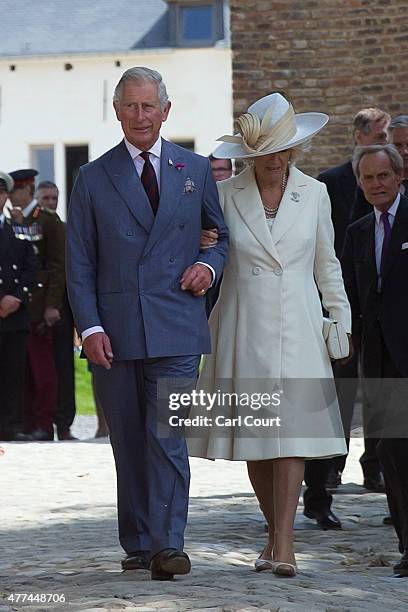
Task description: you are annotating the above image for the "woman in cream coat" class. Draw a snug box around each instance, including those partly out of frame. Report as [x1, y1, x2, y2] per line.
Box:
[188, 93, 351, 576]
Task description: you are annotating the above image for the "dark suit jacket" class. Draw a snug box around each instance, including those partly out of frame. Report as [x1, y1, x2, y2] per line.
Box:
[0, 222, 38, 332]
[342, 195, 408, 377]
[318, 160, 372, 256]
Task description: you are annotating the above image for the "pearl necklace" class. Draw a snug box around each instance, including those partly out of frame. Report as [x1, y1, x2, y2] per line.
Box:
[263, 171, 288, 219]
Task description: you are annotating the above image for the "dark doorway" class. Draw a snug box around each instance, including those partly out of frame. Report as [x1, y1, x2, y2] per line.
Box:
[65, 145, 89, 209]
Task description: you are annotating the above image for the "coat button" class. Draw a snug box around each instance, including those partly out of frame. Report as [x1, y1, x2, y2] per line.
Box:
[14, 278, 19, 284]
[0, 279, 3, 284]
[12, 264, 18, 270]
[23, 286, 29, 292]
[179, 223, 185, 230]
[252, 266, 261, 275]
[273, 267, 283, 276]
[169, 257, 175, 263]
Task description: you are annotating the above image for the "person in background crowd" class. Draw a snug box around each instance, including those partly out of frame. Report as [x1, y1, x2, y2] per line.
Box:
[208, 154, 233, 182]
[66, 67, 228, 580]
[303, 107, 391, 531]
[0, 171, 38, 442]
[388, 115, 408, 193]
[342, 144, 408, 577]
[35, 181, 59, 212]
[35, 181, 77, 440]
[9, 169, 65, 441]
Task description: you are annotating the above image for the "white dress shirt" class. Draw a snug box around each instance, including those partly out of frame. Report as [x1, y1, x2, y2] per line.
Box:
[82, 138, 215, 342]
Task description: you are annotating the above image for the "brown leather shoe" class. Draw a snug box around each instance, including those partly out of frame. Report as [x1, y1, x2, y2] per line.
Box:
[150, 548, 191, 581]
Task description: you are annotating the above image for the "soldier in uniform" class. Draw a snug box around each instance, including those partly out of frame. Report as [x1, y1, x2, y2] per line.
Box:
[35, 181, 77, 440]
[0, 172, 38, 441]
[8, 169, 65, 441]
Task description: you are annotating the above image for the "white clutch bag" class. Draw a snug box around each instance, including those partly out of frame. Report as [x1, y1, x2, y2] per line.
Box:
[322, 317, 350, 360]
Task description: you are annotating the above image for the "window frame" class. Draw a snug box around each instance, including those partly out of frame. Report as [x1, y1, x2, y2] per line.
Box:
[171, 0, 223, 48]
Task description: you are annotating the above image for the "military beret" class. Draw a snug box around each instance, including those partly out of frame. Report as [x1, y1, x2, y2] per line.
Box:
[0, 171, 14, 192]
[9, 168, 38, 187]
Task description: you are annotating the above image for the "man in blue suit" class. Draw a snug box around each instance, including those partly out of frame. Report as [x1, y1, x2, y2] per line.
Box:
[66, 67, 228, 580]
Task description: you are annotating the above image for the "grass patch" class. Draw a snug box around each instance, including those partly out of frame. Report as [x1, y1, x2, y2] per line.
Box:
[74, 353, 96, 416]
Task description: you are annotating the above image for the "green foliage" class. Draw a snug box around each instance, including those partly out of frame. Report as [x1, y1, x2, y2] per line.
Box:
[74, 353, 96, 416]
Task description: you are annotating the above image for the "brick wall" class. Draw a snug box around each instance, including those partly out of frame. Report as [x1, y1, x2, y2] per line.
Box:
[230, 0, 408, 176]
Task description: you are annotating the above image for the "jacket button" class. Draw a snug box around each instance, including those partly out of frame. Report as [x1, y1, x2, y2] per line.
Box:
[0, 279, 3, 284]
[179, 224, 185, 230]
[127, 230, 133, 236]
[14, 278, 19, 284]
[273, 267, 283, 276]
[252, 266, 261, 275]
[12, 264, 18, 270]
[169, 257, 175, 263]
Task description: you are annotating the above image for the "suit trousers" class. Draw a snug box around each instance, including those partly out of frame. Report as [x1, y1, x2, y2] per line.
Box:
[372, 333, 408, 554]
[93, 354, 200, 557]
[53, 294, 76, 434]
[25, 323, 57, 434]
[0, 330, 28, 438]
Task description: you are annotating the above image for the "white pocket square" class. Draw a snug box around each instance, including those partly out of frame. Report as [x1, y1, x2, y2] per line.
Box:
[402, 242, 408, 250]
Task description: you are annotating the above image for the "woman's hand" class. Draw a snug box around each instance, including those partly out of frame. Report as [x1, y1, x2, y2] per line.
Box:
[200, 228, 218, 249]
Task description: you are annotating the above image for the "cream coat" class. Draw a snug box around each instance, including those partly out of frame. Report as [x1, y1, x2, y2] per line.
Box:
[187, 165, 351, 460]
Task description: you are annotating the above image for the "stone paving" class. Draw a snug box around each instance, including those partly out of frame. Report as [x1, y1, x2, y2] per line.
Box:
[0, 416, 407, 611]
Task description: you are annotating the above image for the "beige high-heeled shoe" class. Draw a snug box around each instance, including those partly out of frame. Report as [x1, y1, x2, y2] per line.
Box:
[271, 561, 297, 577]
[254, 548, 273, 572]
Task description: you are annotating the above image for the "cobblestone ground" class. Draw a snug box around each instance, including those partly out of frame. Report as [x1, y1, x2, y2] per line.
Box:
[0, 417, 407, 611]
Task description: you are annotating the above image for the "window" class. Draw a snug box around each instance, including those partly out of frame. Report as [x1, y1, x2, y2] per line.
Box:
[169, 1, 224, 47]
[181, 5, 214, 42]
[30, 145, 55, 183]
[65, 145, 89, 207]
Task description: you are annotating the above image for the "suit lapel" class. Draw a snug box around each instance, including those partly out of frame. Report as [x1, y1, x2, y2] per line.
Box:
[271, 166, 307, 245]
[142, 140, 185, 257]
[103, 140, 154, 233]
[359, 214, 378, 289]
[382, 196, 408, 283]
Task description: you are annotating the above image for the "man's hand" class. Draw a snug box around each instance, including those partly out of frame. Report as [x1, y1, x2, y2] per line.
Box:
[180, 263, 212, 297]
[44, 306, 61, 327]
[0, 295, 22, 317]
[10, 207, 24, 224]
[200, 228, 219, 249]
[83, 332, 114, 370]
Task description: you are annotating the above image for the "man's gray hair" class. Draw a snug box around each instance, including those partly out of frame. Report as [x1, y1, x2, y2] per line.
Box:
[388, 115, 408, 132]
[36, 180, 58, 191]
[352, 144, 403, 178]
[113, 67, 169, 110]
[352, 107, 391, 140]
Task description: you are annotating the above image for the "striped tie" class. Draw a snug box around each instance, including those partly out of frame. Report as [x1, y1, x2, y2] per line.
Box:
[140, 151, 159, 215]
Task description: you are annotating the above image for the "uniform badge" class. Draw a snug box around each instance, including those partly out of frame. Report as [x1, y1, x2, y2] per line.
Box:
[290, 191, 300, 202]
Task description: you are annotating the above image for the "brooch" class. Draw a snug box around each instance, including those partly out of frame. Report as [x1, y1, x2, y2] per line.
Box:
[183, 177, 196, 194]
[290, 191, 300, 202]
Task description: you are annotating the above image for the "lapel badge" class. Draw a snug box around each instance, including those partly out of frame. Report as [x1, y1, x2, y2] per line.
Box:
[401, 242, 408, 250]
[168, 158, 174, 166]
[183, 177, 196, 194]
[290, 191, 300, 202]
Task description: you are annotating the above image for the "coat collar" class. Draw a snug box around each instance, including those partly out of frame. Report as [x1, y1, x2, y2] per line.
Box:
[230, 165, 308, 264]
[230, 165, 281, 264]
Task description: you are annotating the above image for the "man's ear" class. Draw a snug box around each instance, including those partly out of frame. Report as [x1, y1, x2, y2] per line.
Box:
[162, 101, 171, 122]
[113, 101, 120, 121]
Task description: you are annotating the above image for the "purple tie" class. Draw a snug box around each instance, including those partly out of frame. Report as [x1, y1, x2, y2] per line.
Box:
[140, 151, 159, 215]
[380, 211, 391, 278]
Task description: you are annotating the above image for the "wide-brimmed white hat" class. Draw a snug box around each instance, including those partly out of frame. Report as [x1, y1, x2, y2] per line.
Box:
[214, 93, 329, 159]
